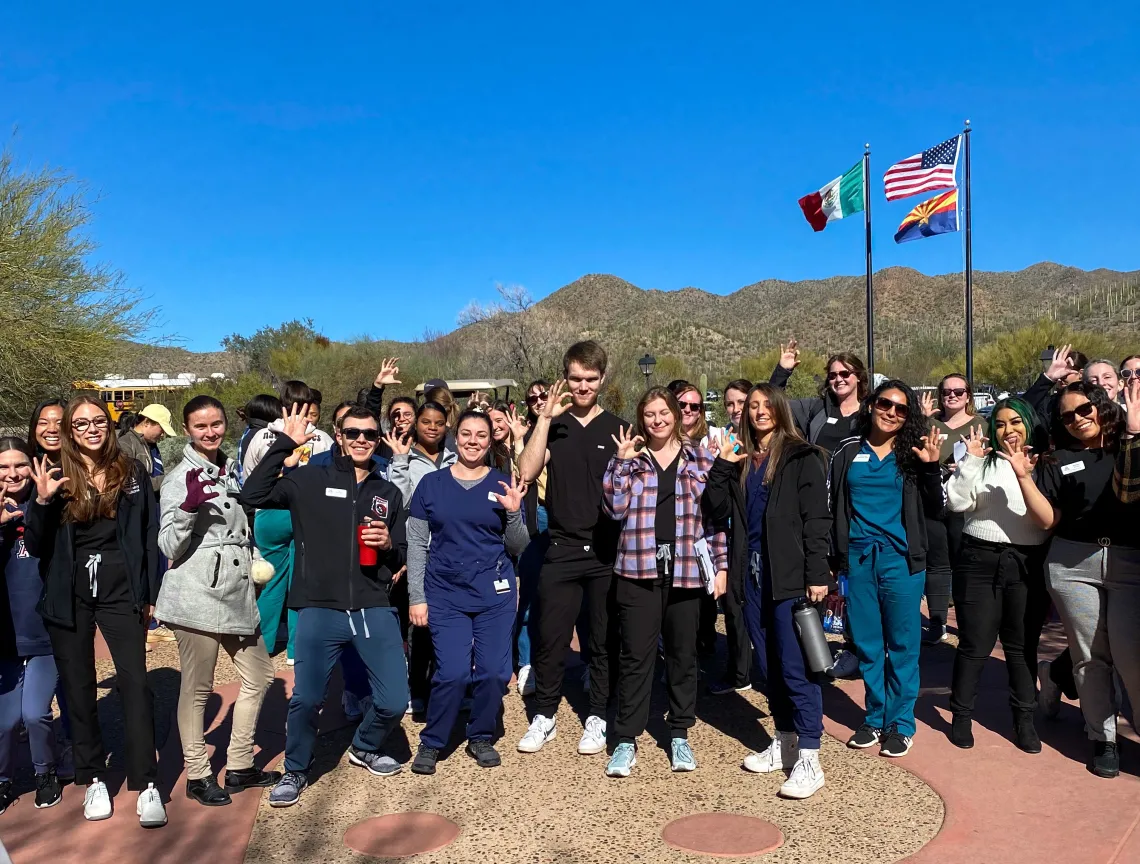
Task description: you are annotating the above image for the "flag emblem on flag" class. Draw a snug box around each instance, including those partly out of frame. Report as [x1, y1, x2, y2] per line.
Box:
[883, 137, 960, 201]
[894, 189, 959, 244]
[798, 162, 864, 232]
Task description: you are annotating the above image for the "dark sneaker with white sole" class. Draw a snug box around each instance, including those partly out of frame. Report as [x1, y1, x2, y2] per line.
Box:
[35, 769, 62, 809]
[847, 724, 882, 749]
[0, 781, 16, 814]
[348, 746, 402, 777]
[466, 739, 502, 768]
[879, 724, 913, 757]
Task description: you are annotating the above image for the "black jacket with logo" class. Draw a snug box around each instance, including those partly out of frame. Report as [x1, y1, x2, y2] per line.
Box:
[239, 435, 407, 611]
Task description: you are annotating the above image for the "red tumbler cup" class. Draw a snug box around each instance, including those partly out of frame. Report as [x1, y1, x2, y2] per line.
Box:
[357, 520, 378, 567]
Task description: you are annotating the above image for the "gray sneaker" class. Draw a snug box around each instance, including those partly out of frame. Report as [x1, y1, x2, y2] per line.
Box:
[348, 746, 402, 777]
[268, 771, 307, 808]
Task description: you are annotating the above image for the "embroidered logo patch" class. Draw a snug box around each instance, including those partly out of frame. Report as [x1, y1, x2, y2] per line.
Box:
[124, 478, 141, 496]
[371, 496, 389, 519]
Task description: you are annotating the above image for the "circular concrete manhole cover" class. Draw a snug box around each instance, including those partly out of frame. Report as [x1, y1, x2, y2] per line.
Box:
[343, 811, 460, 858]
[662, 813, 784, 857]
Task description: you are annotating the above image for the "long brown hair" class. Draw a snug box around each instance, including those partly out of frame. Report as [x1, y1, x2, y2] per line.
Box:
[673, 383, 708, 443]
[740, 384, 809, 487]
[59, 396, 134, 522]
[635, 387, 683, 447]
[819, 352, 869, 402]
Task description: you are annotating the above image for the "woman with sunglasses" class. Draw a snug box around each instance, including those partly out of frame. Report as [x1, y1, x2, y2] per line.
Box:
[944, 400, 1050, 752]
[514, 381, 550, 696]
[1009, 382, 1136, 778]
[829, 381, 945, 757]
[770, 343, 869, 455]
[671, 383, 709, 446]
[24, 397, 166, 826]
[1120, 355, 1140, 389]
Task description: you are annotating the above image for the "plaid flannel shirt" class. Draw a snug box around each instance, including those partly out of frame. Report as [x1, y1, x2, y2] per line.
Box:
[602, 443, 729, 588]
[1114, 437, 1140, 504]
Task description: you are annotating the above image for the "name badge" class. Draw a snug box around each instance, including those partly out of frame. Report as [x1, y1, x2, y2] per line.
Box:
[488, 491, 499, 502]
[826, 417, 839, 425]
[597, 444, 606, 449]
[1061, 461, 1085, 476]
[493, 578, 511, 594]
[853, 453, 871, 463]
[325, 487, 348, 498]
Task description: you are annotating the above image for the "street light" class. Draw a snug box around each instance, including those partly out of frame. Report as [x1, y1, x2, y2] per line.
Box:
[638, 353, 656, 387]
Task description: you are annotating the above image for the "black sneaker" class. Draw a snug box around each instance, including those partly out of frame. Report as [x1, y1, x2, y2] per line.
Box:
[847, 724, 882, 749]
[950, 716, 974, 749]
[412, 745, 439, 775]
[1090, 741, 1119, 778]
[35, 769, 62, 809]
[466, 739, 502, 768]
[708, 680, 752, 696]
[0, 780, 16, 814]
[879, 724, 913, 757]
[224, 767, 283, 791]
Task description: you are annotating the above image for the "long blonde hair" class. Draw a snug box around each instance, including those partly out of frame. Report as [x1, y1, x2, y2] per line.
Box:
[740, 384, 809, 487]
[673, 383, 708, 443]
[59, 396, 134, 522]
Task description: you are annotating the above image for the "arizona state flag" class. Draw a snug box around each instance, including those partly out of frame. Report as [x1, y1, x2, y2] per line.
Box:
[894, 188, 958, 244]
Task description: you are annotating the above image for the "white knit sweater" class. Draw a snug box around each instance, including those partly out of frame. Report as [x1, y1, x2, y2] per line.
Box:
[945, 453, 1048, 547]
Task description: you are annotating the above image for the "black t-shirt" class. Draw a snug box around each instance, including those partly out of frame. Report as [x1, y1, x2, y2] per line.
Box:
[654, 451, 680, 548]
[1036, 446, 1136, 546]
[545, 409, 625, 551]
[815, 411, 856, 454]
[75, 517, 118, 554]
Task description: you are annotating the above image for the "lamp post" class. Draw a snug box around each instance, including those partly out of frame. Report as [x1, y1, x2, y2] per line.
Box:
[638, 353, 656, 387]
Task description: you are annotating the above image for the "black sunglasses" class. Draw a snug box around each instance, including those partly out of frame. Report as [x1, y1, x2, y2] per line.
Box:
[525, 392, 548, 404]
[678, 400, 703, 411]
[941, 387, 968, 398]
[827, 370, 854, 381]
[1060, 402, 1096, 427]
[342, 427, 380, 442]
[873, 397, 909, 418]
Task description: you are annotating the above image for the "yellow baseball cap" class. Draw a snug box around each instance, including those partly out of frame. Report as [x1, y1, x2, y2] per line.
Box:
[138, 404, 176, 437]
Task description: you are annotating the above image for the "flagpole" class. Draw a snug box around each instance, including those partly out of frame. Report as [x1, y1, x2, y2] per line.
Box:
[864, 144, 874, 377]
[963, 120, 973, 382]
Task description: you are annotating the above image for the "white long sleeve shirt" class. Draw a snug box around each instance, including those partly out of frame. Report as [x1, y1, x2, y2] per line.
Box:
[945, 453, 1048, 547]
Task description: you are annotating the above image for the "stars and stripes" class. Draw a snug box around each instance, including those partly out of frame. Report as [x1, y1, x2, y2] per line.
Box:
[883, 136, 960, 201]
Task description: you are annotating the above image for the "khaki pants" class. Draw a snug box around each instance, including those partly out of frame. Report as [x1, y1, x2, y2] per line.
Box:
[172, 626, 275, 781]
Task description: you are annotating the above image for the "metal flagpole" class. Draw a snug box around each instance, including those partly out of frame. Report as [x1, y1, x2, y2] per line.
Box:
[963, 121, 973, 382]
[864, 145, 874, 377]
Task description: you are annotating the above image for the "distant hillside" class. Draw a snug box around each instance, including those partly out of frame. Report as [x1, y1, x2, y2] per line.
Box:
[102, 342, 245, 379]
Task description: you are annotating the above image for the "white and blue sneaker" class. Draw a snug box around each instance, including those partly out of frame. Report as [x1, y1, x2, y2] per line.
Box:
[348, 746, 402, 777]
[605, 742, 637, 778]
[269, 771, 307, 808]
[670, 738, 697, 772]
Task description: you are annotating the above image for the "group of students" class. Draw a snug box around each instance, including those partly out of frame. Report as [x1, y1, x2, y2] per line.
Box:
[1, 340, 1137, 827]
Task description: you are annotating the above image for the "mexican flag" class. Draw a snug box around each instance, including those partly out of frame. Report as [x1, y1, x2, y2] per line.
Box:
[798, 162, 864, 232]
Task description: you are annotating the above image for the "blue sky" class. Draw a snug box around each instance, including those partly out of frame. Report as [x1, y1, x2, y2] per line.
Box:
[4, 3, 1138, 351]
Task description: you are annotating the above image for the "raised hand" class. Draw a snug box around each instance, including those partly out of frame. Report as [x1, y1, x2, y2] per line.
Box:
[1045, 344, 1073, 382]
[1125, 379, 1140, 436]
[912, 425, 947, 463]
[543, 379, 573, 420]
[920, 390, 937, 418]
[181, 467, 220, 512]
[467, 391, 490, 412]
[374, 357, 401, 388]
[0, 494, 23, 525]
[779, 337, 801, 371]
[281, 403, 316, 448]
[962, 425, 990, 459]
[718, 432, 746, 463]
[611, 425, 644, 460]
[996, 440, 1038, 479]
[31, 456, 68, 503]
[383, 429, 413, 456]
[506, 404, 530, 443]
[493, 476, 527, 512]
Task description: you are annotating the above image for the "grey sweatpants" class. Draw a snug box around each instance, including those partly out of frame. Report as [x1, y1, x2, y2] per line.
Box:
[1045, 538, 1140, 743]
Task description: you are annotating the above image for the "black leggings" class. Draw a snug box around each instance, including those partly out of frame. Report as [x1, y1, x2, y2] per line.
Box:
[924, 511, 964, 630]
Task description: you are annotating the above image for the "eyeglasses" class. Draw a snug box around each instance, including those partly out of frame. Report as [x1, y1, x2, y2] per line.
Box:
[525, 392, 548, 405]
[1060, 402, 1096, 427]
[827, 370, 854, 382]
[941, 388, 968, 398]
[71, 417, 109, 433]
[1121, 369, 1137, 380]
[342, 427, 380, 442]
[679, 401, 703, 412]
[873, 397, 909, 418]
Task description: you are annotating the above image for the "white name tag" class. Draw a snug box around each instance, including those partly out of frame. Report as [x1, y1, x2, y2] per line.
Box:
[493, 578, 510, 594]
[853, 453, 871, 463]
[598, 444, 606, 449]
[488, 491, 499, 502]
[1061, 461, 1085, 476]
[826, 416, 839, 425]
[325, 487, 347, 498]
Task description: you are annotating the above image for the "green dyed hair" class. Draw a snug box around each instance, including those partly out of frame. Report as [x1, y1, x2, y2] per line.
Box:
[984, 397, 1039, 473]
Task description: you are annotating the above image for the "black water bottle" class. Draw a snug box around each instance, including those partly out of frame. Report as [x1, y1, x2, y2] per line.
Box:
[793, 599, 833, 673]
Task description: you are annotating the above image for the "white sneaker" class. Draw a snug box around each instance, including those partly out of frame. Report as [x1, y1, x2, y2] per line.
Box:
[578, 715, 607, 755]
[137, 782, 167, 828]
[779, 749, 825, 799]
[517, 665, 536, 696]
[517, 714, 557, 753]
[83, 779, 112, 822]
[286, 658, 295, 667]
[743, 731, 798, 774]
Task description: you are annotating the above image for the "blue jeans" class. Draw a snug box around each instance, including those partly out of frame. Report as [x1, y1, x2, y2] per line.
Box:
[742, 554, 823, 748]
[846, 540, 925, 737]
[284, 607, 409, 773]
[515, 505, 549, 668]
[0, 656, 59, 779]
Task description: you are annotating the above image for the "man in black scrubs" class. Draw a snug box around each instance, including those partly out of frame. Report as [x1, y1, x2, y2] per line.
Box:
[516, 341, 625, 756]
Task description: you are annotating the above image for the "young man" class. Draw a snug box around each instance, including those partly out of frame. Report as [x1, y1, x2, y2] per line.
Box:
[240, 404, 409, 807]
[118, 404, 175, 493]
[516, 341, 625, 756]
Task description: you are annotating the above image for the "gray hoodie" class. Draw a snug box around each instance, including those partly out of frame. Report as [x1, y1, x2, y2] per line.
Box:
[388, 447, 458, 504]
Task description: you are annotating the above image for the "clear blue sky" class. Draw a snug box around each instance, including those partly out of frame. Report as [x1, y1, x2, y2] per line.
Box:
[4, 3, 1138, 351]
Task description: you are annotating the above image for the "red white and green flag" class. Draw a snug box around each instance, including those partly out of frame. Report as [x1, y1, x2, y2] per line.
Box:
[797, 162, 864, 232]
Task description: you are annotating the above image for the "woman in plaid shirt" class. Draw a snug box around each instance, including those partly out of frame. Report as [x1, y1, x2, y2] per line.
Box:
[601, 387, 728, 778]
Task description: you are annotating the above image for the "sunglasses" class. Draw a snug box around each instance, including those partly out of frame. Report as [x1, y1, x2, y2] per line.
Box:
[679, 401, 703, 412]
[827, 370, 854, 382]
[71, 417, 109, 433]
[1060, 402, 1096, 427]
[342, 427, 380, 442]
[873, 397, 909, 418]
[1121, 369, 1137, 380]
[525, 392, 548, 404]
[941, 387, 968, 398]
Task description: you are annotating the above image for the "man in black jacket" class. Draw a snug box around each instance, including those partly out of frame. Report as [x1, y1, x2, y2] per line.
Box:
[240, 405, 408, 808]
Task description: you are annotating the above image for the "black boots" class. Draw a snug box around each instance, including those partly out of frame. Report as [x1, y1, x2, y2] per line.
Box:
[1090, 741, 1120, 778]
[1013, 710, 1041, 754]
[950, 715, 974, 749]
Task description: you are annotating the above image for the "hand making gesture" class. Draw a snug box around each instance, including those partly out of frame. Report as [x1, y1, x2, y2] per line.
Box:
[506, 404, 530, 443]
[31, 456, 69, 503]
[181, 467, 220, 512]
[493, 476, 527, 512]
[1124, 378, 1140, 436]
[779, 337, 801, 371]
[374, 357, 401, 388]
[718, 432, 746, 463]
[962, 425, 990, 459]
[1045, 344, 1074, 383]
[912, 425, 947, 463]
[542, 379, 574, 420]
[919, 391, 937, 418]
[281, 403, 316, 448]
[611, 425, 645, 460]
[997, 439, 1038, 479]
[383, 428, 413, 456]
[0, 494, 23, 526]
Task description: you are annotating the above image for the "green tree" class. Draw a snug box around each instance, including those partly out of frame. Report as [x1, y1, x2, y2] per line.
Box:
[222, 319, 325, 383]
[974, 318, 1122, 392]
[0, 150, 153, 425]
[739, 347, 826, 399]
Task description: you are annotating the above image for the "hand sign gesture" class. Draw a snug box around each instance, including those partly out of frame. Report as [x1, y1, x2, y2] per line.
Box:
[31, 456, 69, 503]
[506, 404, 529, 443]
[374, 358, 401, 388]
[611, 425, 644, 460]
[181, 467, 220, 512]
[543, 380, 574, 420]
[1045, 344, 1074, 383]
[467, 391, 490, 412]
[1124, 378, 1140, 436]
[962, 425, 990, 459]
[0, 494, 23, 526]
[493, 476, 527, 512]
[912, 424, 946, 463]
[281, 403, 316, 448]
[997, 440, 1038, 479]
[383, 429, 413, 456]
[779, 337, 801, 371]
[919, 390, 937, 418]
[718, 432, 746, 463]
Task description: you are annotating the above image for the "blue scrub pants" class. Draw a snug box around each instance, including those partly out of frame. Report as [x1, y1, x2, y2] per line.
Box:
[847, 540, 925, 737]
[515, 505, 548, 669]
[284, 606, 408, 773]
[0, 656, 59, 779]
[422, 598, 515, 750]
[742, 554, 824, 748]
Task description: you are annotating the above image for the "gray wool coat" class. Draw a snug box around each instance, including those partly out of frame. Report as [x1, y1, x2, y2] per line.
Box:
[154, 444, 259, 636]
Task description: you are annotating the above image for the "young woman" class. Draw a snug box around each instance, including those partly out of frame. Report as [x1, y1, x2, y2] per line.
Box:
[944, 400, 1050, 752]
[829, 381, 945, 758]
[672, 384, 709, 445]
[28, 400, 66, 464]
[771, 345, 869, 455]
[515, 381, 550, 696]
[704, 385, 831, 798]
[0, 438, 63, 813]
[1013, 382, 1136, 778]
[487, 401, 514, 475]
[154, 396, 280, 807]
[388, 397, 417, 439]
[423, 386, 459, 432]
[600, 387, 728, 778]
[407, 411, 528, 775]
[235, 394, 284, 485]
[24, 397, 166, 826]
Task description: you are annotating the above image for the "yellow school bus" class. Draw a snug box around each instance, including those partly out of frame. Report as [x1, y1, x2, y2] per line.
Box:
[72, 374, 218, 421]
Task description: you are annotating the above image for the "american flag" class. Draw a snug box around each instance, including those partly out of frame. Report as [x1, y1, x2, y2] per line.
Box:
[883, 136, 960, 202]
